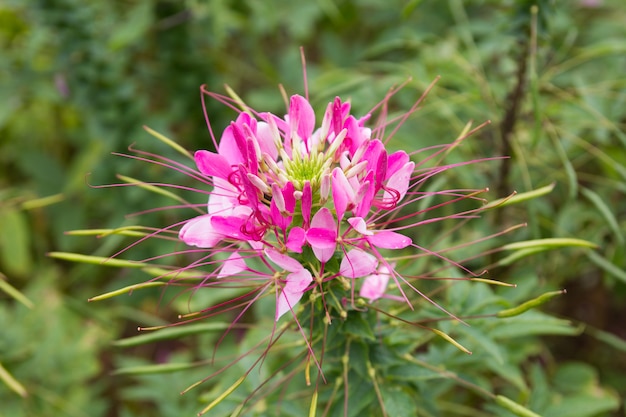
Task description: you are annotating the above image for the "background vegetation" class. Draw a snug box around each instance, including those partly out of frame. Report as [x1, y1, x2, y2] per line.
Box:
[1, 0, 625, 416]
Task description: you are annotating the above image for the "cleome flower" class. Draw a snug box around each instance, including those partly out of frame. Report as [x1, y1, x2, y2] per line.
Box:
[179, 92, 420, 320]
[58, 73, 559, 417]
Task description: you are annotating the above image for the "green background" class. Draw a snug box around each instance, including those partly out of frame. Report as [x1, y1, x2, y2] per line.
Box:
[1, 1, 625, 416]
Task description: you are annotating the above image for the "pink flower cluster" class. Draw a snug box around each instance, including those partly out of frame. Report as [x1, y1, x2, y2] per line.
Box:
[180, 94, 415, 320]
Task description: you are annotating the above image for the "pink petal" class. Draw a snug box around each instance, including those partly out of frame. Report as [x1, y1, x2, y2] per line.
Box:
[269, 183, 296, 231]
[179, 214, 222, 248]
[311, 207, 336, 230]
[386, 151, 410, 180]
[353, 171, 375, 218]
[344, 115, 368, 155]
[374, 149, 388, 191]
[218, 124, 245, 165]
[260, 112, 288, 136]
[308, 208, 338, 262]
[286, 227, 305, 253]
[347, 217, 372, 235]
[276, 268, 313, 320]
[359, 264, 392, 302]
[301, 181, 312, 227]
[245, 136, 259, 175]
[319, 101, 333, 142]
[368, 231, 412, 249]
[339, 248, 378, 278]
[240, 166, 260, 209]
[384, 161, 415, 203]
[331, 167, 354, 221]
[207, 178, 240, 214]
[331, 97, 345, 137]
[229, 121, 249, 163]
[270, 198, 291, 231]
[306, 228, 337, 249]
[265, 248, 303, 273]
[289, 95, 315, 144]
[271, 184, 286, 212]
[282, 182, 296, 213]
[195, 150, 232, 179]
[362, 140, 384, 175]
[217, 252, 247, 279]
[210, 215, 248, 240]
[255, 122, 279, 160]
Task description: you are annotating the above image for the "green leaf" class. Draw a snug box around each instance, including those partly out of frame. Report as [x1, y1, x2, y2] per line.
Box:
[348, 341, 370, 379]
[553, 362, 597, 393]
[457, 325, 505, 364]
[483, 183, 555, 209]
[88, 281, 168, 301]
[20, 193, 64, 210]
[112, 362, 199, 376]
[543, 394, 619, 417]
[343, 311, 375, 341]
[113, 322, 232, 347]
[380, 385, 418, 416]
[497, 290, 566, 318]
[107, 1, 153, 50]
[386, 362, 445, 382]
[580, 186, 624, 244]
[0, 207, 32, 276]
[491, 311, 579, 339]
[0, 273, 34, 309]
[585, 326, 626, 353]
[501, 238, 598, 251]
[48, 252, 148, 268]
[0, 362, 27, 398]
[495, 395, 542, 417]
[586, 249, 626, 284]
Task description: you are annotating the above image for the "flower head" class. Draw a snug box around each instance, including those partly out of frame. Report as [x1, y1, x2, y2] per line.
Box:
[72, 73, 514, 417]
[180, 91, 420, 319]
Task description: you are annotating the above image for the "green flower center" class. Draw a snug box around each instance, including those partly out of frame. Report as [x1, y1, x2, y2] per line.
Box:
[284, 150, 328, 191]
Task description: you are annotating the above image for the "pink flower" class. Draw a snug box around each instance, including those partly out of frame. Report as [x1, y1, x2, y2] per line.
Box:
[80, 67, 505, 417]
[360, 264, 394, 302]
[171, 84, 486, 322]
[265, 248, 313, 320]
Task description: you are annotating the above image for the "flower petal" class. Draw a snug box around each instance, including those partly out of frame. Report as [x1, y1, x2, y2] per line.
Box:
[368, 231, 412, 249]
[359, 264, 392, 302]
[308, 208, 338, 262]
[217, 252, 247, 279]
[301, 181, 312, 227]
[289, 95, 316, 147]
[210, 215, 248, 240]
[255, 121, 279, 161]
[347, 217, 372, 235]
[179, 214, 222, 248]
[276, 268, 313, 320]
[207, 178, 241, 214]
[286, 227, 305, 253]
[344, 115, 368, 155]
[339, 248, 378, 278]
[362, 140, 385, 184]
[331, 167, 354, 221]
[218, 124, 245, 165]
[265, 248, 303, 273]
[195, 150, 232, 179]
[384, 161, 414, 203]
[270, 198, 291, 231]
[311, 207, 336, 230]
[386, 150, 410, 180]
[306, 228, 337, 249]
[353, 171, 375, 218]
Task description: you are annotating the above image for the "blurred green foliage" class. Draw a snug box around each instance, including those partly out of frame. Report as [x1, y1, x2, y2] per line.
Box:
[1, 0, 625, 416]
